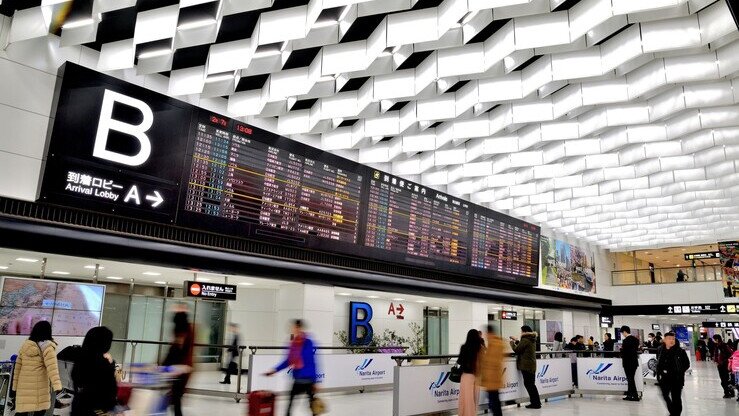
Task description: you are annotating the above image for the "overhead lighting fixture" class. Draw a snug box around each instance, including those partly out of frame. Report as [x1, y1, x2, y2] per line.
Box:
[313, 19, 339, 29]
[338, 5, 352, 21]
[239, 282, 255, 286]
[138, 49, 172, 60]
[416, 300, 427, 303]
[459, 11, 479, 25]
[15, 258, 39, 263]
[205, 73, 235, 83]
[392, 298, 405, 301]
[196, 277, 211, 282]
[62, 18, 94, 30]
[0, 266, 7, 270]
[106, 276, 123, 280]
[337, 292, 352, 296]
[84, 265, 104, 270]
[142, 271, 161, 276]
[52, 271, 70, 275]
[252, 49, 281, 59]
[154, 281, 167, 285]
[367, 295, 379, 299]
[177, 18, 217, 31]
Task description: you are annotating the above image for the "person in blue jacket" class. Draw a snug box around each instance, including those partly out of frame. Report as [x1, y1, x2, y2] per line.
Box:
[265, 319, 318, 416]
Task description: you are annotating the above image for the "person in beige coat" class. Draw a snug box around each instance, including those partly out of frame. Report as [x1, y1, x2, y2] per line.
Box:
[480, 325, 505, 416]
[12, 321, 62, 416]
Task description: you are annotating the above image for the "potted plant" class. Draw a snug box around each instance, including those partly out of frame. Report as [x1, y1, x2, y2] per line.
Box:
[407, 322, 429, 365]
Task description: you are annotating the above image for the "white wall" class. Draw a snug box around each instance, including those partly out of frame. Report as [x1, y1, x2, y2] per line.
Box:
[227, 288, 279, 349]
[607, 281, 727, 305]
[332, 296, 424, 347]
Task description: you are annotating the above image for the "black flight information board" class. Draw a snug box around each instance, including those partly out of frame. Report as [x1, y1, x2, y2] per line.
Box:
[41, 63, 541, 286]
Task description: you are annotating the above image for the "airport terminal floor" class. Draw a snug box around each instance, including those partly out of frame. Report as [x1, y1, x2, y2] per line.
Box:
[182, 362, 738, 415]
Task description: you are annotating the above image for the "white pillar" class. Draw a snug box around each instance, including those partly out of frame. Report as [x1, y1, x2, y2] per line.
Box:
[276, 283, 335, 346]
[448, 301, 489, 353]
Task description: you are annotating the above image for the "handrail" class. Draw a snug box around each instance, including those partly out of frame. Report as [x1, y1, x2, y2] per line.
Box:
[112, 338, 248, 350]
[248, 345, 408, 354]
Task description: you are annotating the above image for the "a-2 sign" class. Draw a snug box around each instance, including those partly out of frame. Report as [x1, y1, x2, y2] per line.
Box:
[388, 303, 405, 320]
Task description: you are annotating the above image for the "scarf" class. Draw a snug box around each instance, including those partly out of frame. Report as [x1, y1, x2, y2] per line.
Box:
[288, 333, 305, 370]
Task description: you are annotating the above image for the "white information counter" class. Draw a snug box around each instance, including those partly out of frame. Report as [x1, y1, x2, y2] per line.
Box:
[248, 353, 396, 393]
[393, 358, 572, 416]
[575, 357, 644, 393]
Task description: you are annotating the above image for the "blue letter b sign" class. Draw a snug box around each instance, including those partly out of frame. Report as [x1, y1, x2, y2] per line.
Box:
[349, 301, 373, 345]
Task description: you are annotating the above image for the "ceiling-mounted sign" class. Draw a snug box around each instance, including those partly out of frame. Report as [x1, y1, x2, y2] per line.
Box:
[39, 63, 542, 288]
[599, 315, 614, 327]
[501, 311, 518, 320]
[701, 322, 739, 328]
[684, 252, 720, 260]
[184, 281, 237, 301]
[607, 303, 739, 316]
[41, 64, 191, 221]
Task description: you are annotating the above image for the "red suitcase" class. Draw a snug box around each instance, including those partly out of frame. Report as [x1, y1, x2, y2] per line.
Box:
[248, 390, 276, 416]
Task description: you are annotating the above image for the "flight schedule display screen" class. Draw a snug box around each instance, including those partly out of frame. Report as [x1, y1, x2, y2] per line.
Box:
[365, 172, 470, 271]
[42, 64, 541, 286]
[470, 210, 540, 281]
[181, 113, 363, 246]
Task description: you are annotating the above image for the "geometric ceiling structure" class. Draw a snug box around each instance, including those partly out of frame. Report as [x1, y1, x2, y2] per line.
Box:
[3, 0, 739, 251]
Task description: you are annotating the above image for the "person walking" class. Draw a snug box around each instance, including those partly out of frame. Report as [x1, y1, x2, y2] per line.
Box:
[456, 329, 483, 416]
[656, 332, 690, 416]
[620, 325, 641, 401]
[510, 326, 541, 409]
[712, 334, 736, 398]
[163, 310, 195, 416]
[480, 326, 504, 416]
[12, 321, 62, 416]
[221, 323, 241, 385]
[266, 320, 319, 416]
[71, 327, 118, 416]
[603, 333, 615, 352]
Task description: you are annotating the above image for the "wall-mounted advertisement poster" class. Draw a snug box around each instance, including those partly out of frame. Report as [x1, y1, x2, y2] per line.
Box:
[540, 236, 596, 294]
[718, 241, 739, 282]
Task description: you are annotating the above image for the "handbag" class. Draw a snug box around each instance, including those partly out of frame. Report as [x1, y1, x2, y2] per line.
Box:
[449, 364, 463, 383]
[310, 396, 327, 415]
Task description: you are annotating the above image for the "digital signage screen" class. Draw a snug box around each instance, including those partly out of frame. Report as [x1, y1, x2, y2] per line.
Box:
[0, 277, 105, 336]
[40, 63, 541, 286]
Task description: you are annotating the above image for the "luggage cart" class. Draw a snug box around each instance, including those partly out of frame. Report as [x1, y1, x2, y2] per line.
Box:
[122, 364, 180, 416]
[0, 362, 14, 416]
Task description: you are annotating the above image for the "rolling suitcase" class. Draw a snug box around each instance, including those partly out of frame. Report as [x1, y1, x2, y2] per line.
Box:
[248, 391, 275, 416]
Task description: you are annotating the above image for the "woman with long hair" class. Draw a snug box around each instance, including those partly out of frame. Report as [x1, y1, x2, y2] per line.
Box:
[163, 310, 195, 416]
[71, 326, 118, 416]
[457, 328, 483, 416]
[12, 320, 62, 416]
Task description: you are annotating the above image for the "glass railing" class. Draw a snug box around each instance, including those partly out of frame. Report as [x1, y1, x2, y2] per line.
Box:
[612, 265, 724, 286]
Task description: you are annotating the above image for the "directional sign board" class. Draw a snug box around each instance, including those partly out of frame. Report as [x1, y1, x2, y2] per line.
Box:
[684, 252, 720, 260]
[184, 281, 237, 301]
[607, 303, 739, 316]
[701, 322, 739, 328]
[501, 311, 518, 320]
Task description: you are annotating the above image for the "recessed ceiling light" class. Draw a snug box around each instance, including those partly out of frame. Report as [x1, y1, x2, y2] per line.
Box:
[675, 264, 680, 267]
[106, 276, 123, 280]
[154, 281, 167, 285]
[239, 282, 254, 286]
[84, 265, 104, 270]
[367, 295, 379, 299]
[177, 18, 217, 31]
[416, 300, 427, 303]
[392, 298, 405, 301]
[52, 271, 70, 275]
[15, 258, 38, 263]
[0, 266, 8, 270]
[142, 272, 161, 276]
[196, 277, 211, 282]
[62, 18, 94, 30]
[337, 292, 352, 296]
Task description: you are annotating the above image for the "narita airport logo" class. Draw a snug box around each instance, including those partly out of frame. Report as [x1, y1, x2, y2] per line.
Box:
[428, 372, 459, 398]
[586, 363, 626, 383]
[536, 364, 560, 385]
[354, 359, 386, 378]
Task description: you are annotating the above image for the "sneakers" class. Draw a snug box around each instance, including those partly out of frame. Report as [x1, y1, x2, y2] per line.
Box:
[220, 380, 231, 385]
[525, 404, 542, 409]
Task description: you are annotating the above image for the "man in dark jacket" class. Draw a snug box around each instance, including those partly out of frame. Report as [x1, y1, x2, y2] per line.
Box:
[620, 325, 641, 401]
[510, 326, 541, 409]
[221, 323, 241, 384]
[656, 332, 690, 416]
[712, 334, 736, 398]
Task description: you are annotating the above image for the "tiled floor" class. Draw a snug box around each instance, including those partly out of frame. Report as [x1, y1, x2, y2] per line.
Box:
[179, 361, 738, 415]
